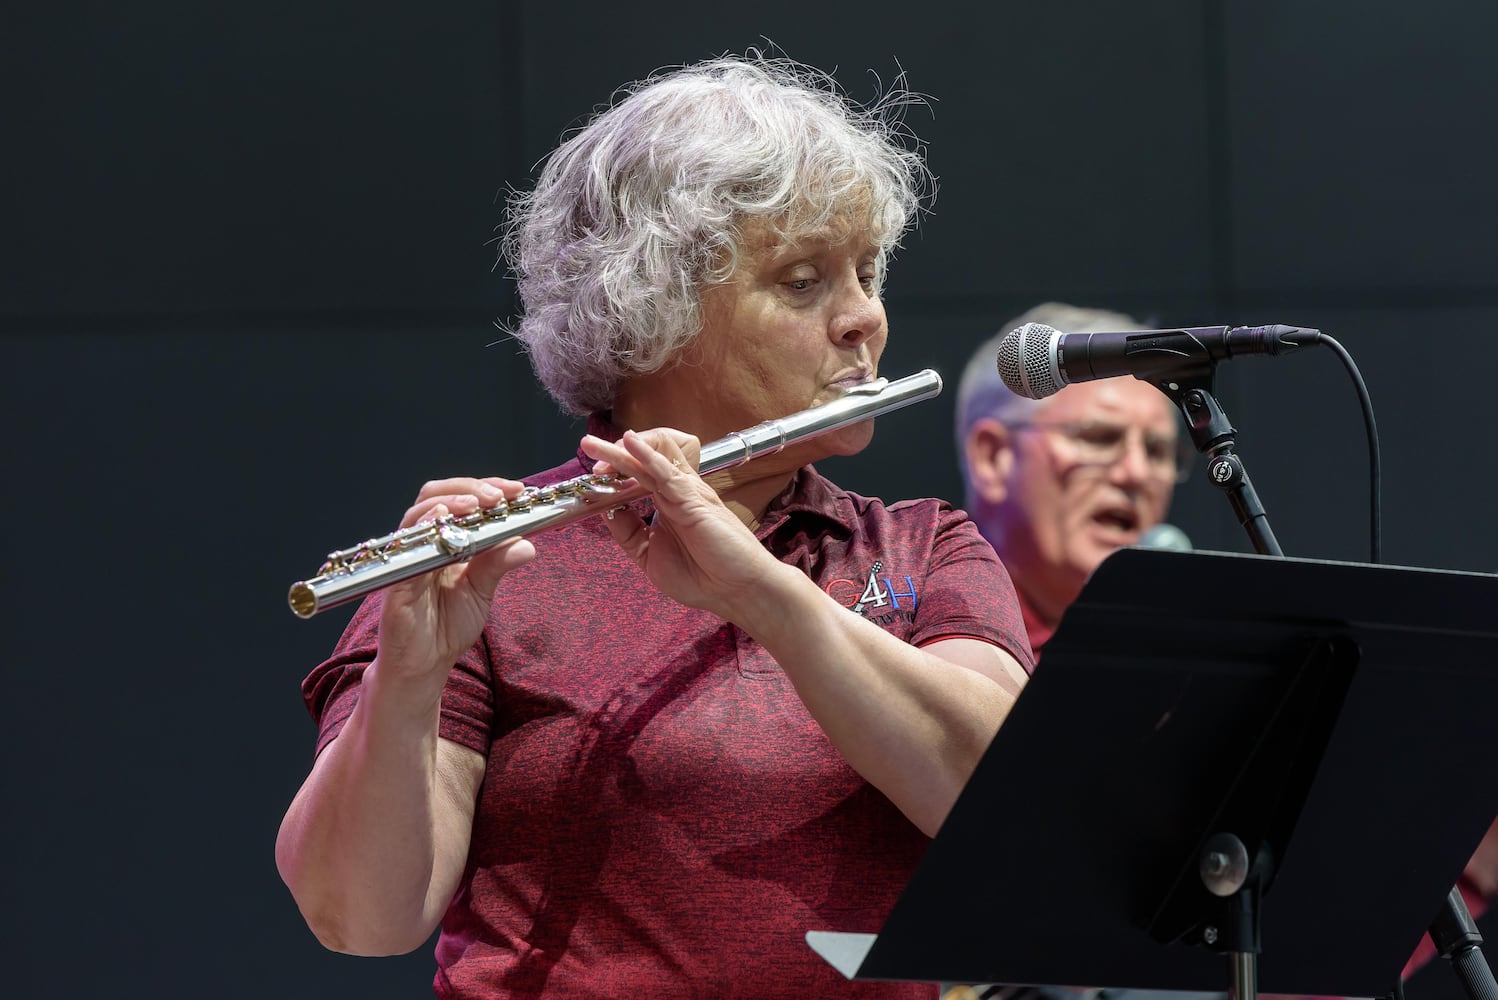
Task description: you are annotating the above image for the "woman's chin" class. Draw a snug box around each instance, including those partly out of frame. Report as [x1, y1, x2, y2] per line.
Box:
[827, 421, 877, 457]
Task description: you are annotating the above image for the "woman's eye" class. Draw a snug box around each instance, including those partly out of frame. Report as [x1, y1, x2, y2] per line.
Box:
[786, 278, 815, 291]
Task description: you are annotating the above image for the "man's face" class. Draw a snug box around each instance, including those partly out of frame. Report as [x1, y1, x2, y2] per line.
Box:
[988, 378, 1181, 611]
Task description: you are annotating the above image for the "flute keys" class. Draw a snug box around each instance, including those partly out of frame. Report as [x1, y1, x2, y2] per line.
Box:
[434, 521, 473, 557]
[578, 474, 624, 497]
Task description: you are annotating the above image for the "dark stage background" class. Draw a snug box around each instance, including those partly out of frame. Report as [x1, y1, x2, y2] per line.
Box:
[4, 2, 1496, 997]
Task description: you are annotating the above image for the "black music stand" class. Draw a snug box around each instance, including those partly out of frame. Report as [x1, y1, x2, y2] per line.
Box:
[809, 548, 1498, 998]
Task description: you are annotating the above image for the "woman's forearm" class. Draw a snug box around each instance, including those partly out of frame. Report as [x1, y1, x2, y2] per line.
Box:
[731, 564, 1026, 836]
[275, 659, 480, 955]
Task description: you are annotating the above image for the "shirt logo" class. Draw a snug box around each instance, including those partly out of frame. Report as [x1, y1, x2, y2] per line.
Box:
[852, 560, 887, 614]
[827, 559, 919, 626]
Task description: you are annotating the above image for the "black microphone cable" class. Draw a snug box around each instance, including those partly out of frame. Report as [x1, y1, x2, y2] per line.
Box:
[1312, 334, 1382, 564]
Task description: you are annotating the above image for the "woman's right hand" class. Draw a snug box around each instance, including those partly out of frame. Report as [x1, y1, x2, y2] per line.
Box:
[375, 476, 538, 687]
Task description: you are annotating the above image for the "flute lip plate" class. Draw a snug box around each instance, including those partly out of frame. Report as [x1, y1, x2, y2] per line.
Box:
[843, 377, 890, 395]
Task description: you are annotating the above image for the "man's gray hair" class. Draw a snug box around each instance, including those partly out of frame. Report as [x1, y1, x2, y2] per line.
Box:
[954, 302, 1149, 443]
[501, 54, 932, 415]
[954, 303, 1149, 508]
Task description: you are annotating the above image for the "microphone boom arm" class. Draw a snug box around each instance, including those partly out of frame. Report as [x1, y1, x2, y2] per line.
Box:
[1157, 370, 1285, 558]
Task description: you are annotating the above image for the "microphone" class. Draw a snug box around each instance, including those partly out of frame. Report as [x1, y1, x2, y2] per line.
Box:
[1136, 522, 1193, 552]
[997, 322, 1322, 399]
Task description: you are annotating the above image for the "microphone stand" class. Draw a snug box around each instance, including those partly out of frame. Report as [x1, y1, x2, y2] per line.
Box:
[1121, 370, 1282, 1000]
[1154, 374, 1283, 558]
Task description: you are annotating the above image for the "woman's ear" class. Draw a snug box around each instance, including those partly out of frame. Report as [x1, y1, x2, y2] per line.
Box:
[965, 417, 1016, 504]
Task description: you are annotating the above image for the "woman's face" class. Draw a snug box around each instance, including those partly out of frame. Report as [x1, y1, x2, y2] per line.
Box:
[626, 210, 889, 454]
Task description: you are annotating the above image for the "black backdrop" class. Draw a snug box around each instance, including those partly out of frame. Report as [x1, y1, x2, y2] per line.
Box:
[4, 2, 1497, 997]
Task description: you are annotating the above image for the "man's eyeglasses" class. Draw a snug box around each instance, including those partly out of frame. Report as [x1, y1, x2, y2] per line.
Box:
[1009, 420, 1194, 484]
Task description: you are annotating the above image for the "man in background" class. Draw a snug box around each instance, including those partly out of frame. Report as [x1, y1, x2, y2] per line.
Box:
[943, 302, 1199, 1000]
[949, 303, 1497, 998]
[954, 302, 1188, 658]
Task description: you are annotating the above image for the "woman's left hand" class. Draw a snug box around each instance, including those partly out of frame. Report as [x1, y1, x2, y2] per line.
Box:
[581, 428, 783, 616]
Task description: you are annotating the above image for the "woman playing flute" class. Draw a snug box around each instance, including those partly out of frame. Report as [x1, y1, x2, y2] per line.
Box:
[275, 53, 1033, 999]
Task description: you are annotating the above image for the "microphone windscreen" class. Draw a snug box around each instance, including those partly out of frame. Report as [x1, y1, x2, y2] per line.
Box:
[996, 322, 1064, 399]
[1137, 523, 1194, 552]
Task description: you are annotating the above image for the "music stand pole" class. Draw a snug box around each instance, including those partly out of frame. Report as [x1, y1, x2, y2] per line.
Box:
[1430, 890, 1498, 1000]
[1196, 834, 1267, 1000]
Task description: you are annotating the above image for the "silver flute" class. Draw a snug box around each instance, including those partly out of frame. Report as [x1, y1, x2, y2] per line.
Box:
[288, 369, 943, 618]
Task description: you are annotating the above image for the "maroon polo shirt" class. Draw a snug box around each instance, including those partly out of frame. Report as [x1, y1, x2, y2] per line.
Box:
[303, 418, 1031, 999]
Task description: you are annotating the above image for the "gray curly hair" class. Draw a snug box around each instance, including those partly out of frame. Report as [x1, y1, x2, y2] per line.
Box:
[501, 55, 931, 415]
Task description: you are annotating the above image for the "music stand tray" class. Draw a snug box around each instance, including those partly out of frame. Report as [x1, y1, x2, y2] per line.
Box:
[810, 548, 1498, 998]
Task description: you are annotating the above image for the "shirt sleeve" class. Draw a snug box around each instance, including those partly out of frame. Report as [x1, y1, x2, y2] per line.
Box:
[299, 593, 497, 758]
[907, 504, 1035, 675]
